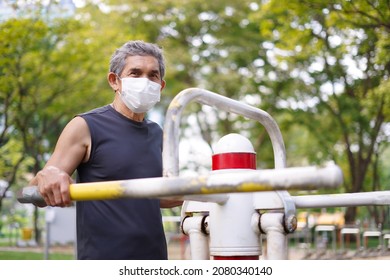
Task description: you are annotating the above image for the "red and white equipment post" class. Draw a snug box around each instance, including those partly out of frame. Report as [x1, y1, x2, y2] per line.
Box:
[209, 133, 260, 260]
[175, 89, 297, 260]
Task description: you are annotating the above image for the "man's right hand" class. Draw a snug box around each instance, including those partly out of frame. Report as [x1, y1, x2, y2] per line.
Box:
[32, 166, 73, 207]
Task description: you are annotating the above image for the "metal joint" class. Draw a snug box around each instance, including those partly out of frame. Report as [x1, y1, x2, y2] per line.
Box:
[283, 214, 297, 234]
[200, 214, 209, 235]
[258, 213, 266, 235]
[181, 215, 190, 235]
[276, 191, 297, 234]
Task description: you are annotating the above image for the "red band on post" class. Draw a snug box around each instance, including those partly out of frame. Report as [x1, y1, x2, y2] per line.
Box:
[212, 153, 256, 170]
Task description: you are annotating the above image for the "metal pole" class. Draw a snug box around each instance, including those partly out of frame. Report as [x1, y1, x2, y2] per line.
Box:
[209, 193, 260, 259]
[260, 213, 288, 260]
[17, 165, 343, 206]
[182, 216, 210, 260]
[44, 207, 55, 260]
[44, 221, 50, 260]
[293, 191, 390, 208]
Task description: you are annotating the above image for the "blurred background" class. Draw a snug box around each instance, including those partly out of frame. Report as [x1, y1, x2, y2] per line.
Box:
[0, 0, 389, 259]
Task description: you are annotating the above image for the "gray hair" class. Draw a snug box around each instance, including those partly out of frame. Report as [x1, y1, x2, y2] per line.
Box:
[109, 40, 165, 79]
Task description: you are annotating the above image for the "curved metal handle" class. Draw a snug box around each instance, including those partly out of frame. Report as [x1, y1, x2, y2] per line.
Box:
[162, 88, 287, 177]
[162, 88, 296, 231]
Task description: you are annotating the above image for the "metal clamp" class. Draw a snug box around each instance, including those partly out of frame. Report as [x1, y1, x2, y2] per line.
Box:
[277, 191, 297, 233]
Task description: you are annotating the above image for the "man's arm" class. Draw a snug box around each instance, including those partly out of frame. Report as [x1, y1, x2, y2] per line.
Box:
[160, 199, 183, 208]
[29, 116, 90, 207]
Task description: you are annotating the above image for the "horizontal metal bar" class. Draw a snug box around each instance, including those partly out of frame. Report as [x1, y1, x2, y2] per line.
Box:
[17, 164, 342, 206]
[293, 191, 390, 208]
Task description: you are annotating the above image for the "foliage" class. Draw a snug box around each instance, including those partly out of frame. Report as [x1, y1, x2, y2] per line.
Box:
[250, 0, 390, 222]
[0, 0, 389, 227]
[0, 4, 114, 241]
[0, 15, 111, 185]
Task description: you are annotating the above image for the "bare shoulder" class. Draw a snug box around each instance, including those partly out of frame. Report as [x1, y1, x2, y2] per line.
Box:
[45, 116, 91, 173]
[65, 116, 88, 131]
[61, 116, 90, 142]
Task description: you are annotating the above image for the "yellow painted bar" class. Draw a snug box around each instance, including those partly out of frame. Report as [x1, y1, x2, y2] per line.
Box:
[69, 181, 125, 201]
[238, 182, 317, 192]
[238, 183, 275, 192]
[199, 183, 273, 194]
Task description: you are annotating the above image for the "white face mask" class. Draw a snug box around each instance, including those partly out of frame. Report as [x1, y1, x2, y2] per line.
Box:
[119, 77, 161, 113]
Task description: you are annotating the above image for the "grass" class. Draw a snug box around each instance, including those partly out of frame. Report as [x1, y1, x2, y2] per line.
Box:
[0, 236, 75, 260]
[0, 250, 74, 260]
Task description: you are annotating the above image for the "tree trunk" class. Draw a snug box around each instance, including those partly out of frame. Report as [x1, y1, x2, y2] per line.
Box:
[32, 159, 42, 245]
[344, 206, 358, 225]
[33, 207, 42, 245]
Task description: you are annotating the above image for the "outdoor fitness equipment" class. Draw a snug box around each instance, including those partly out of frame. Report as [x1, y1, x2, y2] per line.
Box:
[17, 88, 390, 259]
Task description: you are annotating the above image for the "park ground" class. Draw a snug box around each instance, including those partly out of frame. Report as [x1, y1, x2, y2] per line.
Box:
[1, 235, 389, 260]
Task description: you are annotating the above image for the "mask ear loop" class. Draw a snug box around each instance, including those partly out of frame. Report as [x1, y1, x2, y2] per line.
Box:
[115, 74, 122, 94]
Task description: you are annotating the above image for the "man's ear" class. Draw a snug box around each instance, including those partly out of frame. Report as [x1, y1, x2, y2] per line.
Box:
[160, 80, 166, 91]
[107, 72, 120, 92]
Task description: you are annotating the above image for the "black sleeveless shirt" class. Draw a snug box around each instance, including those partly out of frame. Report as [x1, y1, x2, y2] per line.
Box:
[76, 105, 167, 260]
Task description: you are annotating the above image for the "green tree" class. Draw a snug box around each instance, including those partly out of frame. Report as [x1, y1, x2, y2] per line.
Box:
[252, 0, 390, 223]
[0, 14, 111, 242]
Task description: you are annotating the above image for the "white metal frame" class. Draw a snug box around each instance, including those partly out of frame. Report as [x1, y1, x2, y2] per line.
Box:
[162, 88, 390, 260]
[18, 88, 390, 260]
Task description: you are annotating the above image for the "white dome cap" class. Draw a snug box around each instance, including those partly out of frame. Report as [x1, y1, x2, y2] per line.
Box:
[213, 133, 255, 154]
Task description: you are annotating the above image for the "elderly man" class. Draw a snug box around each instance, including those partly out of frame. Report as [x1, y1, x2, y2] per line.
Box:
[30, 40, 181, 260]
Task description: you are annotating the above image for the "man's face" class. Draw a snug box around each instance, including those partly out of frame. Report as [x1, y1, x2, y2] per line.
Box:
[120, 55, 164, 83]
[108, 55, 166, 94]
